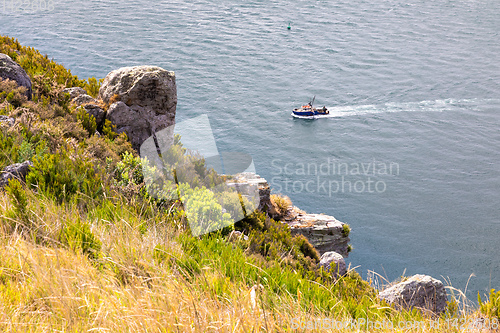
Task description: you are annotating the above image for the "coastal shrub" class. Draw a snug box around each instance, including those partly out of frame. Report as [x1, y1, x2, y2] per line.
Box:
[294, 234, 320, 261]
[247, 215, 319, 267]
[342, 223, 351, 237]
[0, 78, 28, 109]
[26, 149, 105, 203]
[76, 107, 97, 136]
[479, 289, 500, 320]
[5, 179, 29, 224]
[86, 77, 102, 98]
[59, 218, 101, 260]
[178, 183, 234, 236]
[102, 119, 119, 140]
[0, 35, 98, 95]
[234, 210, 266, 231]
[270, 194, 292, 217]
[6, 87, 27, 108]
[0, 131, 20, 168]
[16, 139, 34, 163]
[114, 151, 144, 186]
[84, 129, 133, 168]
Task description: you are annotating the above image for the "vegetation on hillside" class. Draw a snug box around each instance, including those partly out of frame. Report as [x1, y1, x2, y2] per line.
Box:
[0, 35, 499, 332]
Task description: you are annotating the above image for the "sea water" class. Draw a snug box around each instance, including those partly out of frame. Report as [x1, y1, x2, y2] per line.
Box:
[2, 0, 499, 299]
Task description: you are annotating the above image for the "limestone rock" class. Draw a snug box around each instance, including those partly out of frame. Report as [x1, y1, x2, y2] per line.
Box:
[0, 115, 15, 127]
[319, 251, 347, 277]
[284, 209, 350, 257]
[0, 53, 32, 100]
[72, 93, 96, 106]
[99, 66, 177, 151]
[62, 87, 86, 100]
[226, 172, 271, 212]
[227, 172, 351, 257]
[0, 160, 33, 187]
[378, 274, 448, 314]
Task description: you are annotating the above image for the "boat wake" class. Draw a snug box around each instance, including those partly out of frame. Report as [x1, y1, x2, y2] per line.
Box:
[292, 98, 493, 119]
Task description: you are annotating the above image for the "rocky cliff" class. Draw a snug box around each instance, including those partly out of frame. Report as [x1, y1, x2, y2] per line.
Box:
[228, 172, 351, 257]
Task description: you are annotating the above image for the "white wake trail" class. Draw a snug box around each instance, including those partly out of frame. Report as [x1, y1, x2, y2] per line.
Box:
[308, 98, 488, 118]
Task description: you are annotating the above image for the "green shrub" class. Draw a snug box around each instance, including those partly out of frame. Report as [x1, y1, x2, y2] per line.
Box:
[294, 234, 320, 261]
[60, 218, 101, 260]
[102, 119, 119, 140]
[178, 183, 234, 236]
[17, 139, 35, 163]
[342, 223, 351, 237]
[0, 35, 92, 94]
[86, 77, 102, 98]
[247, 215, 319, 267]
[114, 151, 144, 186]
[5, 87, 27, 108]
[479, 289, 500, 320]
[76, 107, 97, 136]
[5, 178, 29, 223]
[0, 78, 28, 108]
[234, 210, 266, 231]
[271, 194, 291, 217]
[26, 149, 105, 203]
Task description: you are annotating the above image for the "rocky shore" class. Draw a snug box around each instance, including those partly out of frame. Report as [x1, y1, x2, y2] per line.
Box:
[0, 52, 449, 315]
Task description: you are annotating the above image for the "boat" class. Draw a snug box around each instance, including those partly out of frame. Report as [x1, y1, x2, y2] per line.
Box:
[292, 96, 329, 118]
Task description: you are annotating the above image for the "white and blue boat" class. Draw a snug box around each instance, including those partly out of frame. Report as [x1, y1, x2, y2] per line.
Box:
[292, 96, 329, 119]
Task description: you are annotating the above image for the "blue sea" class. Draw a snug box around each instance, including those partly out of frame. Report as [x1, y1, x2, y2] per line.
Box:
[2, 0, 500, 299]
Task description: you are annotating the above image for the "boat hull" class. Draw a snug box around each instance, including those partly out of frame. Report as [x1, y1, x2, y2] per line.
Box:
[292, 107, 329, 118]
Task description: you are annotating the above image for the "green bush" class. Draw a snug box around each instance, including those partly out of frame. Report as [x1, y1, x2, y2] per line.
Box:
[178, 183, 234, 236]
[114, 151, 144, 186]
[5, 178, 29, 223]
[102, 119, 119, 140]
[26, 149, 105, 203]
[76, 107, 97, 136]
[60, 218, 101, 260]
[0, 35, 99, 99]
[0, 78, 28, 108]
[17, 139, 35, 163]
[342, 223, 351, 237]
[86, 77, 102, 98]
[271, 194, 291, 217]
[247, 214, 319, 266]
[479, 289, 500, 320]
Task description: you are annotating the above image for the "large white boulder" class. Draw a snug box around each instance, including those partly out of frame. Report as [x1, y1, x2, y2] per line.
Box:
[98, 66, 177, 151]
[378, 274, 448, 314]
[319, 251, 347, 277]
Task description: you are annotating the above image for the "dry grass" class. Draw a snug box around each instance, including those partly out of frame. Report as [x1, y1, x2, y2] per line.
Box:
[0, 189, 497, 332]
[270, 194, 292, 219]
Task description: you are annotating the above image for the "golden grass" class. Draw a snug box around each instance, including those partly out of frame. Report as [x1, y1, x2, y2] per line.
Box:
[0, 187, 497, 332]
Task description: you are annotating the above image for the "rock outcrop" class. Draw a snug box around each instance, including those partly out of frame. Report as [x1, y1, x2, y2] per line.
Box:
[0, 53, 32, 100]
[227, 172, 351, 257]
[62, 88, 106, 128]
[62, 87, 86, 100]
[226, 172, 271, 212]
[72, 94, 96, 106]
[0, 115, 15, 127]
[319, 251, 347, 277]
[0, 160, 33, 187]
[98, 66, 177, 151]
[378, 274, 448, 314]
[284, 209, 351, 257]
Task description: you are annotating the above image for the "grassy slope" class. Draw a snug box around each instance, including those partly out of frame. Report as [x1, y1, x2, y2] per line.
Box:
[0, 35, 498, 332]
